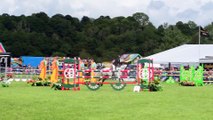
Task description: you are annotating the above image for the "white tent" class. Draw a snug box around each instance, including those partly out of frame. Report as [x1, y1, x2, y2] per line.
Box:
[145, 44, 213, 64]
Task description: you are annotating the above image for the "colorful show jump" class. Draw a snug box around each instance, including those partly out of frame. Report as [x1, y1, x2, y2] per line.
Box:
[52, 58, 155, 91]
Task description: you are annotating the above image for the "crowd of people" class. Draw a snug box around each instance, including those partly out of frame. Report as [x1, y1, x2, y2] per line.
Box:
[2, 57, 213, 82]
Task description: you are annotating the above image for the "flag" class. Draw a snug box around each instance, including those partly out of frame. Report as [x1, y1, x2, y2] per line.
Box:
[0, 42, 6, 53]
[200, 26, 209, 37]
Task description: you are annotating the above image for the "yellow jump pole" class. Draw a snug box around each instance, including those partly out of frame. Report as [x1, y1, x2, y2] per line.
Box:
[39, 58, 47, 81]
[90, 59, 97, 83]
[50, 57, 59, 83]
[78, 58, 84, 83]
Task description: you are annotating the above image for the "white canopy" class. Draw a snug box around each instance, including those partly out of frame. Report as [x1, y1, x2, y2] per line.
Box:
[145, 44, 213, 64]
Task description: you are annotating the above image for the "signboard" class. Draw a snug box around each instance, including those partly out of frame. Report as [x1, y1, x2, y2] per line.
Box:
[0, 53, 11, 67]
[203, 63, 213, 70]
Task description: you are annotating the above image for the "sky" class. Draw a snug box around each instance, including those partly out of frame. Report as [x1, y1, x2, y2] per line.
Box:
[0, 0, 213, 27]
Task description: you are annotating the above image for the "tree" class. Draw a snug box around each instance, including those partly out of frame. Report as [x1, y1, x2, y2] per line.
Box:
[132, 12, 149, 29]
[79, 49, 91, 59]
[159, 26, 189, 50]
[0, 12, 212, 61]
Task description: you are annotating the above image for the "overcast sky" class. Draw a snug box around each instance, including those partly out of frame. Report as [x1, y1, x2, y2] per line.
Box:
[0, 0, 213, 27]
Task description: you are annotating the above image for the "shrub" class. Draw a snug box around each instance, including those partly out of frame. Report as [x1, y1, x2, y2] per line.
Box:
[149, 79, 162, 91]
[51, 83, 62, 90]
[1, 80, 11, 87]
[180, 81, 195, 86]
[43, 81, 51, 86]
[140, 79, 162, 92]
[27, 76, 51, 86]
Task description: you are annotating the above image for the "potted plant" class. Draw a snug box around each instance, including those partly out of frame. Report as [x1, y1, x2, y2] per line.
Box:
[149, 79, 162, 91]
[43, 77, 51, 86]
[180, 80, 195, 86]
[1, 79, 11, 87]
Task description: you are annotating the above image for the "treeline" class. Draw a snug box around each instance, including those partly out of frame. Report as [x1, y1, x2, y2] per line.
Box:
[0, 12, 213, 62]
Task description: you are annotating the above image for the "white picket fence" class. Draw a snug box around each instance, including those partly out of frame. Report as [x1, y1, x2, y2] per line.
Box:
[0, 67, 51, 82]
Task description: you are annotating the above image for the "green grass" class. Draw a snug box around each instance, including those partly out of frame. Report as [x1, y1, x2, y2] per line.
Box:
[0, 82, 213, 120]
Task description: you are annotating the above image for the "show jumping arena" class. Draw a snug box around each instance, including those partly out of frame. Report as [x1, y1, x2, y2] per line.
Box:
[1, 57, 213, 120]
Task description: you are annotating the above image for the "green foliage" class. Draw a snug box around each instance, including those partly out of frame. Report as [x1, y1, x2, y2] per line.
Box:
[140, 79, 162, 91]
[0, 12, 212, 60]
[1, 80, 10, 87]
[149, 79, 162, 91]
[51, 83, 62, 90]
[180, 80, 195, 86]
[166, 77, 176, 84]
[27, 75, 51, 86]
[0, 75, 12, 87]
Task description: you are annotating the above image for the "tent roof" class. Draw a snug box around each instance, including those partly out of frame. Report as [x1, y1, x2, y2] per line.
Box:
[120, 53, 142, 63]
[145, 44, 213, 64]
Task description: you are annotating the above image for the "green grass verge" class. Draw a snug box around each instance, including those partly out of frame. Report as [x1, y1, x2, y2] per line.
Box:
[0, 82, 213, 120]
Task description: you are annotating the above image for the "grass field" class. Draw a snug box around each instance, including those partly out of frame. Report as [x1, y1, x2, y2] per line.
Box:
[0, 82, 213, 120]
